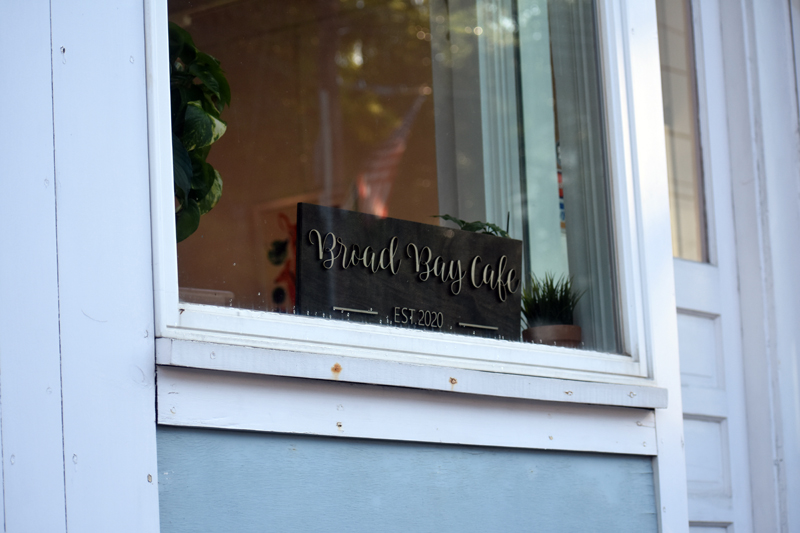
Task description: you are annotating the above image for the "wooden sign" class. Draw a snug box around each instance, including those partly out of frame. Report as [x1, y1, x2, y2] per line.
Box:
[295, 203, 523, 340]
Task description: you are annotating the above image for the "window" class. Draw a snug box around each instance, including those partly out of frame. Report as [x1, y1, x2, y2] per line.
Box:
[148, 0, 662, 380]
[167, 0, 624, 353]
[656, 0, 708, 262]
[147, 1, 679, 521]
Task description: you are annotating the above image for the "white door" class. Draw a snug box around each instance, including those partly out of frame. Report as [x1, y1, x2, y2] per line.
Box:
[658, 0, 753, 530]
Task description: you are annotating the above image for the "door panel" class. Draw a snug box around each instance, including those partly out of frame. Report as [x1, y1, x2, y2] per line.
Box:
[675, 257, 748, 527]
[665, 0, 753, 530]
[676, 311, 723, 390]
[683, 416, 730, 497]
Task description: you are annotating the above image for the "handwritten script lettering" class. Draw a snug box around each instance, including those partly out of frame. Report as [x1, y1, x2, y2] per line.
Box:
[406, 243, 465, 295]
[309, 230, 401, 275]
[308, 229, 518, 301]
[469, 255, 519, 302]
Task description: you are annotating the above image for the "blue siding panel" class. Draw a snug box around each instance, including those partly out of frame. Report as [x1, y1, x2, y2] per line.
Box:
[158, 427, 657, 532]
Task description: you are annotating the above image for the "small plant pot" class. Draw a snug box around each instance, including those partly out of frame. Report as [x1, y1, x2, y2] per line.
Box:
[523, 325, 582, 348]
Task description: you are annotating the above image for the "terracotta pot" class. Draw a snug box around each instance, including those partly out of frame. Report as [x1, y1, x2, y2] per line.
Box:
[522, 325, 582, 348]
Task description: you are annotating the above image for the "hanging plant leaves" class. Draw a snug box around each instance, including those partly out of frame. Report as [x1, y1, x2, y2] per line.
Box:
[190, 52, 231, 110]
[169, 22, 197, 65]
[189, 156, 215, 198]
[169, 22, 230, 242]
[172, 133, 192, 204]
[180, 101, 227, 151]
[197, 169, 223, 215]
[175, 197, 202, 242]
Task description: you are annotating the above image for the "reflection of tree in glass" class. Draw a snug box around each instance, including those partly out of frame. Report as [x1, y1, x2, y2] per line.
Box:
[332, 0, 433, 178]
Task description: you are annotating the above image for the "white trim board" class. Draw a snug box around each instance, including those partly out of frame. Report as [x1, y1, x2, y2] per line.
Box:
[0, 1, 67, 529]
[157, 366, 658, 456]
[145, 0, 689, 527]
[157, 338, 668, 409]
[164, 304, 647, 380]
[145, 0, 662, 383]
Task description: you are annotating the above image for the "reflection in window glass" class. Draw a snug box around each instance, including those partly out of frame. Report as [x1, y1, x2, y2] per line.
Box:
[656, 0, 708, 262]
[172, 0, 621, 353]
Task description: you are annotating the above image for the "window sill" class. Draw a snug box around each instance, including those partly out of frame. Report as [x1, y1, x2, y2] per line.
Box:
[156, 337, 668, 409]
[163, 303, 649, 381]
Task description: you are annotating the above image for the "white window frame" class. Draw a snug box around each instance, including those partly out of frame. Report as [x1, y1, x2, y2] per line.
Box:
[145, 2, 690, 527]
[146, 0, 672, 397]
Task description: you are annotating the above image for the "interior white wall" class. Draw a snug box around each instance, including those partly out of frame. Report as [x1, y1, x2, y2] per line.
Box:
[0, 0, 161, 530]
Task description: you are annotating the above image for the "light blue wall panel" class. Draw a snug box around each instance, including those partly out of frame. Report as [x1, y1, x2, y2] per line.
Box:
[158, 427, 657, 532]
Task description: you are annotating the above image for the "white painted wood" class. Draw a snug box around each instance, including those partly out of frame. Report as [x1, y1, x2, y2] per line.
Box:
[597, 0, 649, 366]
[673, 260, 720, 314]
[142, 0, 690, 528]
[683, 418, 730, 497]
[747, 2, 800, 530]
[680, 388, 727, 420]
[158, 366, 658, 456]
[676, 312, 722, 390]
[158, 338, 668, 408]
[146, 0, 656, 383]
[672, 0, 754, 530]
[792, 0, 800, 118]
[620, 0, 691, 530]
[687, 507, 734, 530]
[716, 2, 786, 529]
[721, 8, 783, 532]
[50, 0, 160, 530]
[145, 0, 180, 336]
[0, 1, 68, 531]
[170, 304, 643, 381]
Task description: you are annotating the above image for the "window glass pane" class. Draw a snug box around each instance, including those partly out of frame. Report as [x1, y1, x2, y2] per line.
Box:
[544, 0, 619, 353]
[656, 0, 708, 262]
[170, 0, 621, 353]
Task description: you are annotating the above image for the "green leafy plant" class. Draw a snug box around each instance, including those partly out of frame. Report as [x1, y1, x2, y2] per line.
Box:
[170, 22, 231, 242]
[521, 273, 585, 328]
[434, 214, 510, 238]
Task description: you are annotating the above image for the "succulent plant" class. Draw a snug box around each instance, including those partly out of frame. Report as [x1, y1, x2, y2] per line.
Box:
[521, 273, 585, 328]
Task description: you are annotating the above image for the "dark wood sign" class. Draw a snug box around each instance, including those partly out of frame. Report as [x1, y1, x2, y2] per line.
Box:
[295, 203, 523, 340]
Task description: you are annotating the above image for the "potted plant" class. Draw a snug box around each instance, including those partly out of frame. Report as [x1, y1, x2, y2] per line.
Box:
[433, 214, 510, 238]
[521, 273, 584, 348]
